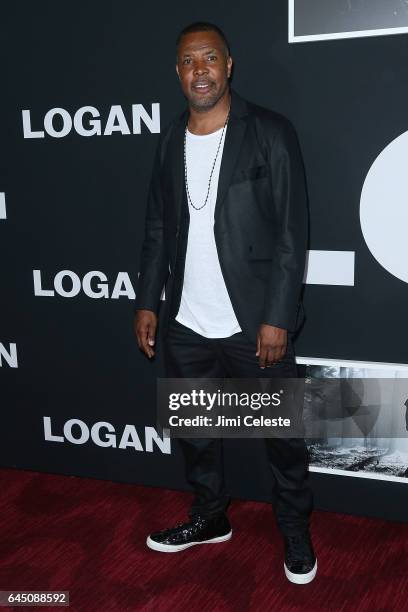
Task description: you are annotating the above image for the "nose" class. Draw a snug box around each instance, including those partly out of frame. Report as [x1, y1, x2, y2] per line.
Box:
[193, 59, 208, 76]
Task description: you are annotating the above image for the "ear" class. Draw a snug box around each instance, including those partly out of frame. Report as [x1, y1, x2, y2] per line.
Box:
[227, 56, 233, 79]
[176, 64, 180, 79]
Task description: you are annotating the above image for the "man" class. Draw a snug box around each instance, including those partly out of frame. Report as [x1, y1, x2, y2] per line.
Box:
[134, 22, 316, 584]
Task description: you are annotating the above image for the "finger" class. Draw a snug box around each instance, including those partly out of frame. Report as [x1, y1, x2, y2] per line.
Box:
[135, 328, 141, 349]
[278, 343, 287, 361]
[134, 321, 142, 348]
[136, 328, 144, 351]
[258, 344, 268, 369]
[140, 327, 155, 358]
[255, 334, 260, 356]
[269, 345, 285, 364]
[144, 332, 155, 357]
[143, 340, 155, 358]
[279, 339, 287, 359]
[270, 348, 282, 364]
[148, 325, 156, 347]
[147, 323, 157, 355]
[265, 347, 275, 367]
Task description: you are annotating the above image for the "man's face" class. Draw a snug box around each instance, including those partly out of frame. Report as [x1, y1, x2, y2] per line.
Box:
[176, 30, 232, 112]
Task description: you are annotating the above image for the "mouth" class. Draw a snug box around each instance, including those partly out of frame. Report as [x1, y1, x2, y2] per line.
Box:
[191, 81, 214, 94]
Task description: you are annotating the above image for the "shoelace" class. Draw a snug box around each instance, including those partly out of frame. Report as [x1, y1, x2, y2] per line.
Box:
[164, 517, 204, 534]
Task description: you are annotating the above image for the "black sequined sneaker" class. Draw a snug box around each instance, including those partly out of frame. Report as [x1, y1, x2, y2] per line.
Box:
[146, 513, 232, 552]
[284, 531, 317, 584]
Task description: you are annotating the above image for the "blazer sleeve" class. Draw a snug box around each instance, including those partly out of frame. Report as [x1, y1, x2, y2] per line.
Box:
[261, 118, 308, 332]
[134, 135, 169, 313]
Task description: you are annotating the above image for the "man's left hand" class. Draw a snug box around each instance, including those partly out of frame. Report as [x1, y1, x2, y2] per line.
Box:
[256, 324, 287, 369]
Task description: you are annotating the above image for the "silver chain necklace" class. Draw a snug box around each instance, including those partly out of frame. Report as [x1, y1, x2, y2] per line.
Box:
[184, 108, 230, 211]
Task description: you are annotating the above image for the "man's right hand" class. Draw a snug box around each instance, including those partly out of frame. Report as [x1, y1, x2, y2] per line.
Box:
[134, 309, 158, 359]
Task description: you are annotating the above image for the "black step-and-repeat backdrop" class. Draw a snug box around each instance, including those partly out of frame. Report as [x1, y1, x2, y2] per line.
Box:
[1, 1, 408, 522]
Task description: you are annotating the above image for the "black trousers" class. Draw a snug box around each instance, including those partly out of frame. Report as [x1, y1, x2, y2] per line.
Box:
[163, 317, 314, 536]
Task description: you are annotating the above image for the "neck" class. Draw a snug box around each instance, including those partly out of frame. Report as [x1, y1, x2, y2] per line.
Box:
[187, 89, 231, 135]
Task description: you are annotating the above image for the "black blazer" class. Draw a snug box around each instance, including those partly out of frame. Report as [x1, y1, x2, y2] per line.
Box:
[134, 89, 308, 345]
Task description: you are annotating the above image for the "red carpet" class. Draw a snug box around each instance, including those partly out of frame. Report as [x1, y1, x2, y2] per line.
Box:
[0, 468, 407, 611]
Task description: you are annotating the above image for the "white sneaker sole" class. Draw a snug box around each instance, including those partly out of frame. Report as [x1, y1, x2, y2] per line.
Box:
[146, 529, 232, 552]
[284, 559, 317, 584]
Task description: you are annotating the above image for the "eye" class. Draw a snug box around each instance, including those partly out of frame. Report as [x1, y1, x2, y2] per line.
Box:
[207, 55, 217, 61]
[182, 58, 192, 65]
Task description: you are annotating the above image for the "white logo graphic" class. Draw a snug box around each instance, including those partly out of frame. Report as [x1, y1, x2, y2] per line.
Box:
[43, 417, 171, 453]
[304, 250, 355, 286]
[360, 130, 408, 284]
[22, 104, 160, 138]
[0, 193, 6, 219]
[0, 343, 18, 368]
[33, 270, 135, 299]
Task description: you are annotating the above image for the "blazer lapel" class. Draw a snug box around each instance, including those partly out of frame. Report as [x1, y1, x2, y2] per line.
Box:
[214, 90, 248, 222]
[168, 110, 188, 226]
[214, 115, 246, 222]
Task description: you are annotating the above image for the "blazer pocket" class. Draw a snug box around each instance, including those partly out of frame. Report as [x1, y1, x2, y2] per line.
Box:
[231, 164, 268, 184]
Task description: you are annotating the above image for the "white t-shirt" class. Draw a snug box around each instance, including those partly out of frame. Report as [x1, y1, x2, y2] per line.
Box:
[175, 125, 242, 338]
